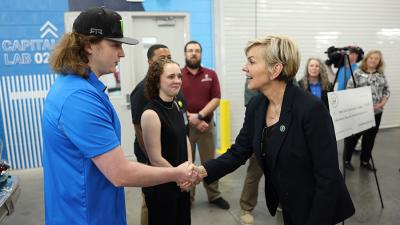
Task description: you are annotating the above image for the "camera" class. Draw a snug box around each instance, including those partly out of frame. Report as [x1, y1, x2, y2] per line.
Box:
[325, 46, 364, 68]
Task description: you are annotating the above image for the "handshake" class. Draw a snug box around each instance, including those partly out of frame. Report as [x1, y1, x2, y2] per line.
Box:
[175, 162, 208, 192]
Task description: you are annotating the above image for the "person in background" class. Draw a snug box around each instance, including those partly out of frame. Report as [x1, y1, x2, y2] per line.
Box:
[181, 40, 230, 209]
[43, 7, 196, 225]
[239, 80, 263, 225]
[343, 50, 390, 171]
[130, 44, 173, 225]
[195, 35, 355, 225]
[141, 58, 192, 225]
[332, 46, 361, 90]
[130, 44, 172, 164]
[299, 57, 331, 108]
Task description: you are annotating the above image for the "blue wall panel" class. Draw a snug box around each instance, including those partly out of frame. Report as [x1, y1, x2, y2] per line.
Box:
[0, 0, 68, 168]
[143, 0, 215, 68]
[2, 0, 67, 10]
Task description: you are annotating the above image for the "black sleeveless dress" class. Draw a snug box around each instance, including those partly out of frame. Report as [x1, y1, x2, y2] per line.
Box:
[142, 96, 190, 225]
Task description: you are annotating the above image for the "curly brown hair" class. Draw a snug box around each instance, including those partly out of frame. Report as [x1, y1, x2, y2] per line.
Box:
[49, 32, 102, 78]
[144, 58, 179, 100]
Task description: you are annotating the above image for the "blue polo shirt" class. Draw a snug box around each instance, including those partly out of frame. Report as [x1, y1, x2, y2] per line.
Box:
[309, 82, 322, 99]
[42, 72, 126, 225]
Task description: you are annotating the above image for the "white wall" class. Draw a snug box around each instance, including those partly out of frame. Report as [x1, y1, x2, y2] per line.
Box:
[215, 0, 400, 141]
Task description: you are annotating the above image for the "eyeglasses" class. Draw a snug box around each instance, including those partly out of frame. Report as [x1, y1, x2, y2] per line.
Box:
[186, 49, 201, 54]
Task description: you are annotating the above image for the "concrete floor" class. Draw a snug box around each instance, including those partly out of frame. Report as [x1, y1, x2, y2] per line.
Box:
[2, 127, 400, 225]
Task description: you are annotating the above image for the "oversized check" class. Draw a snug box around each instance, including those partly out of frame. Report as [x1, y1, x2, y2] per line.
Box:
[328, 86, 375, 140]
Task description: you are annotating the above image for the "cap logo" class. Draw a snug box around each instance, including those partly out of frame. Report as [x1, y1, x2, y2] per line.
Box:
[90, 28, 103, 35]
[120, 20, 124, 33]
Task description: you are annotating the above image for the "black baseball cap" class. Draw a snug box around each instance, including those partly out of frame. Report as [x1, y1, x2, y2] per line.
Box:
[73, 7, 139, 45]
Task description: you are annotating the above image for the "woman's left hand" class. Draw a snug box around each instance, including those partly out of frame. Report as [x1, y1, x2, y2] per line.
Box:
[373, 103, 383, 112]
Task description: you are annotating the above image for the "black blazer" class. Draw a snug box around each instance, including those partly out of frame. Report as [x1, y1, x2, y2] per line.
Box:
[203, 83, 354, 225]
[298, 81, 330, 109]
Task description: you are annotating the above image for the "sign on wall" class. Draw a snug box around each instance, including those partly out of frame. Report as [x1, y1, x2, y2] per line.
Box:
[2, 21, 57, 67]
[0, 1, 67, 169]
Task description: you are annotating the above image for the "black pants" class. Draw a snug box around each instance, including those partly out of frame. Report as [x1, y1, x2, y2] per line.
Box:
[145, 186, 191, 225]
[282, 209, 294, 225]
[343, 112, 383, 163]
[282, 209, 336, 225]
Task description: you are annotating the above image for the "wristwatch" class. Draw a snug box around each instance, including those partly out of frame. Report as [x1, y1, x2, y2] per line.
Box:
[197, 113, 204, 120]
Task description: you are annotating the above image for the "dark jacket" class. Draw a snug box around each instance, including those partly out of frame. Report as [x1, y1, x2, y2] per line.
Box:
[298, 81, 330, 109]
[203, 83, 354, 225]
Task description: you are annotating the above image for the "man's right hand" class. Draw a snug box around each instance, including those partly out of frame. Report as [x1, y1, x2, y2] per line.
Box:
[176, 163, 207, 192]
[175, 161, 197, 184]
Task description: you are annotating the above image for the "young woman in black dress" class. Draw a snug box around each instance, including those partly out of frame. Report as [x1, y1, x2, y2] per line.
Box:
[141, 58, 192, 225]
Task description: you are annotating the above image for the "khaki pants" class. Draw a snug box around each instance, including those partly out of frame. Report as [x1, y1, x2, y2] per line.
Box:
[189, 122, 221, 201]
[141, 193, 148, 225]
[240, 154, 263, 211]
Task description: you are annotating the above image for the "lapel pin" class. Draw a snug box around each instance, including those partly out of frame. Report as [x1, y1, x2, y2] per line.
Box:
[280, 125, 286, 132]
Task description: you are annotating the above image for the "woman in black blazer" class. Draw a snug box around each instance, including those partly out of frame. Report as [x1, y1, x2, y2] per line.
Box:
[299, 57, 332, 108]
[195, 35, 355, 225]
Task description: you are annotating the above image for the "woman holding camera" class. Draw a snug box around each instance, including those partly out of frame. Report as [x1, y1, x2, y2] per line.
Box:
[343, 50, 390, 171]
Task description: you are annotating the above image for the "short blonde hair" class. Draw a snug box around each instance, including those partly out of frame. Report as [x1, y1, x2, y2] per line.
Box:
[245, 35, 300, 82]
[359, 50, 385, 74]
